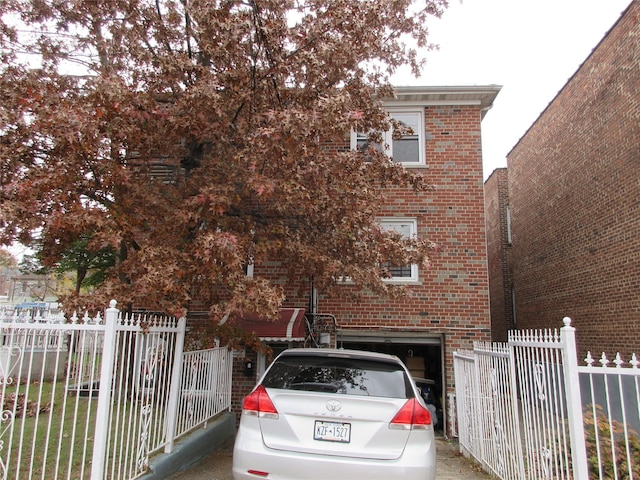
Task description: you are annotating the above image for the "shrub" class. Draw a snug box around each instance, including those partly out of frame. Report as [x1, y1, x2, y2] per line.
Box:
[583, 405, 640, 479]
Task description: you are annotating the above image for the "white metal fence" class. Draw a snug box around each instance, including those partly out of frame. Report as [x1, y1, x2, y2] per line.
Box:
[173, 347, 233, 439]
[0, 301, 233, 480]
[453, 318, 640, 479]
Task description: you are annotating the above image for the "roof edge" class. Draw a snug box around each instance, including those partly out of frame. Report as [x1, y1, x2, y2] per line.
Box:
[386, 85, 502, 118]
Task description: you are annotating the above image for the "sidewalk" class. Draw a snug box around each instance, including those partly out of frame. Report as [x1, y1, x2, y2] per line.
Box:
[168, 434, 491, 480]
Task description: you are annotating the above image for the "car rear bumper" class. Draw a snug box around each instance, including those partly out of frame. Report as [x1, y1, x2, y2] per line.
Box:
[232, 427, 436, 480]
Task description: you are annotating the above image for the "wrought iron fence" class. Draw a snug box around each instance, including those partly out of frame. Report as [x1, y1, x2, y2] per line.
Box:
[453, 318, 639, 480]
[0, 301, 233, 480]
[172, 347, 233, 441]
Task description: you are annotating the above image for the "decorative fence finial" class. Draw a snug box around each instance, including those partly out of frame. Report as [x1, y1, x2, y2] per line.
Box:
[584, 351, 595, 366]
[109, 299, 117, 309]
[562, 317, 572, 327]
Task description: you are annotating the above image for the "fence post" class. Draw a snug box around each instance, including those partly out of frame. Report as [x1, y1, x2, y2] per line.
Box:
[561, 317, 588, 479]
[91, 300, 119, 480]
[163, 316, 187, 453]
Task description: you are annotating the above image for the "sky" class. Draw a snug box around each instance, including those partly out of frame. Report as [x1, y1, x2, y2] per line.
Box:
[393, 0, 632, 180]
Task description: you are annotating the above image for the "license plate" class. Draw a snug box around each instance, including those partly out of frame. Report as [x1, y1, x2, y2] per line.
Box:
[314, 420, 351, 443]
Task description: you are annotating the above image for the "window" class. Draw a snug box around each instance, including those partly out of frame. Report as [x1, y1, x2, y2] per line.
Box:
[390, 111, 423, 164]
[243, 262, 254, 278]
[379, 218, 419, 282]
[351, 109, 426, 166]
[261, 355, 413, 398]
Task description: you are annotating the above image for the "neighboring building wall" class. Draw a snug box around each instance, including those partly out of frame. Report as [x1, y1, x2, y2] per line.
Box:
[506, 1, 640, 357]
[484, 168, 514, 342]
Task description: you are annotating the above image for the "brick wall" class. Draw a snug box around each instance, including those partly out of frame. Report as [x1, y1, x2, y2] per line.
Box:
[484, 168, 514, 341]
[506, 1, 640, 357]
[318, 104, 492, 393]
[231, 350, 259, 425]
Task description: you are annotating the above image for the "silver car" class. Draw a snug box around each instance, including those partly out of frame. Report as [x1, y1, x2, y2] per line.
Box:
[232, 348, 436, 479]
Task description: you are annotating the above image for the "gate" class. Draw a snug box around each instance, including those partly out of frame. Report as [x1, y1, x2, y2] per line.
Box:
[0, 300, 186, 480]
[454, 343, 526, 479]
[453, 319, 592, 479]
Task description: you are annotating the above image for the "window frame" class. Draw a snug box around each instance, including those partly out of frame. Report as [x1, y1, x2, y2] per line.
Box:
[351, 108, 426, 167]
[378, 217, 419, 283]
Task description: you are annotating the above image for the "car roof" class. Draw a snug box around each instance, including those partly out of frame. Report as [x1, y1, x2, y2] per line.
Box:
[276, 348, 403, 364]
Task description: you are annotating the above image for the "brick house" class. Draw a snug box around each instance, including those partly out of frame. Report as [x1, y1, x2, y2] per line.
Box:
[485, 0, 639, 357]
[226, 85, 501, 431]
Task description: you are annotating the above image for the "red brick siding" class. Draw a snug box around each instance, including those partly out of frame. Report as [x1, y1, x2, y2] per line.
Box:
[506, 1, 640, 357]
[318, 105, 491, 393]
[230, 350, 259, 426]
[484, 168, 514, 341]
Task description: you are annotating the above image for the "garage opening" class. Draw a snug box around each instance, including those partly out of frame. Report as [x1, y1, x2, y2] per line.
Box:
[338, 333, 444, 431]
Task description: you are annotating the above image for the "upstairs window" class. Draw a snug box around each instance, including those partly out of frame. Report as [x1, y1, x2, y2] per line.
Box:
[379, 218, 419, 282]
[352, 109, 426, 167]
[390, 111, 423, 165]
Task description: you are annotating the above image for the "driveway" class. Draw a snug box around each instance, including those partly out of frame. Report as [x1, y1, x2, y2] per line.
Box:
[168, 434, 491, 479]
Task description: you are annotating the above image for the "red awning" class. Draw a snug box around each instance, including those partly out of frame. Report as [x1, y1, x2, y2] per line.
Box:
[221, 308, 307, 342]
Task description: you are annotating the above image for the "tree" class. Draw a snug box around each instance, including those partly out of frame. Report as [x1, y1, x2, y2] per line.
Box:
[18, 253, 46, 274]
[54, 237, 117, 295]
[0, 0, 444, 320]
[19, 237, 115, 293]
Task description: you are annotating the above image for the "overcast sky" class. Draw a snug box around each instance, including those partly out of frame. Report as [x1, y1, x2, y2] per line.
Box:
[393, 0, 632, 179]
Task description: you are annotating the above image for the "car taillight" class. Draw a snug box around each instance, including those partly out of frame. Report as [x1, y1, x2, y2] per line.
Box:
[389, 398, 432, 430]
[242, 385, 279, 419]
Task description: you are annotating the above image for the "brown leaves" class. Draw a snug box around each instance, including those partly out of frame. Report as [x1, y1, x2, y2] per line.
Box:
[3, 392, 51, 418]
[1, 0, 443, 321]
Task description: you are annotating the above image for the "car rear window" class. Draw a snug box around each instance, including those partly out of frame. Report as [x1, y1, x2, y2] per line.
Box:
[261, 355, 414, 399]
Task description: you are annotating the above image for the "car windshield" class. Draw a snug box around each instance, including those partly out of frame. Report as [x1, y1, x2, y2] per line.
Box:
[261, 355, 413, 398]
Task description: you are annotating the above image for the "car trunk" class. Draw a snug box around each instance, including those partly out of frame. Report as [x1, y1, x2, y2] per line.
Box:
[259, 389, 411, 460]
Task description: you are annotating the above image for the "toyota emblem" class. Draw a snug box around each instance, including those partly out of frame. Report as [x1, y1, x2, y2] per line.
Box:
[326, 400, 342, 412]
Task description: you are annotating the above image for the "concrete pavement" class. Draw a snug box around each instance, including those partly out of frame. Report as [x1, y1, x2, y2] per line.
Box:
[433, 437, 492, 479]
[167, 432, 491, 480]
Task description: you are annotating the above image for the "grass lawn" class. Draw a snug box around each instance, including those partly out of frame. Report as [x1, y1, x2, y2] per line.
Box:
[1, 377, 172, 480]
[1, 380, 96, 479]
